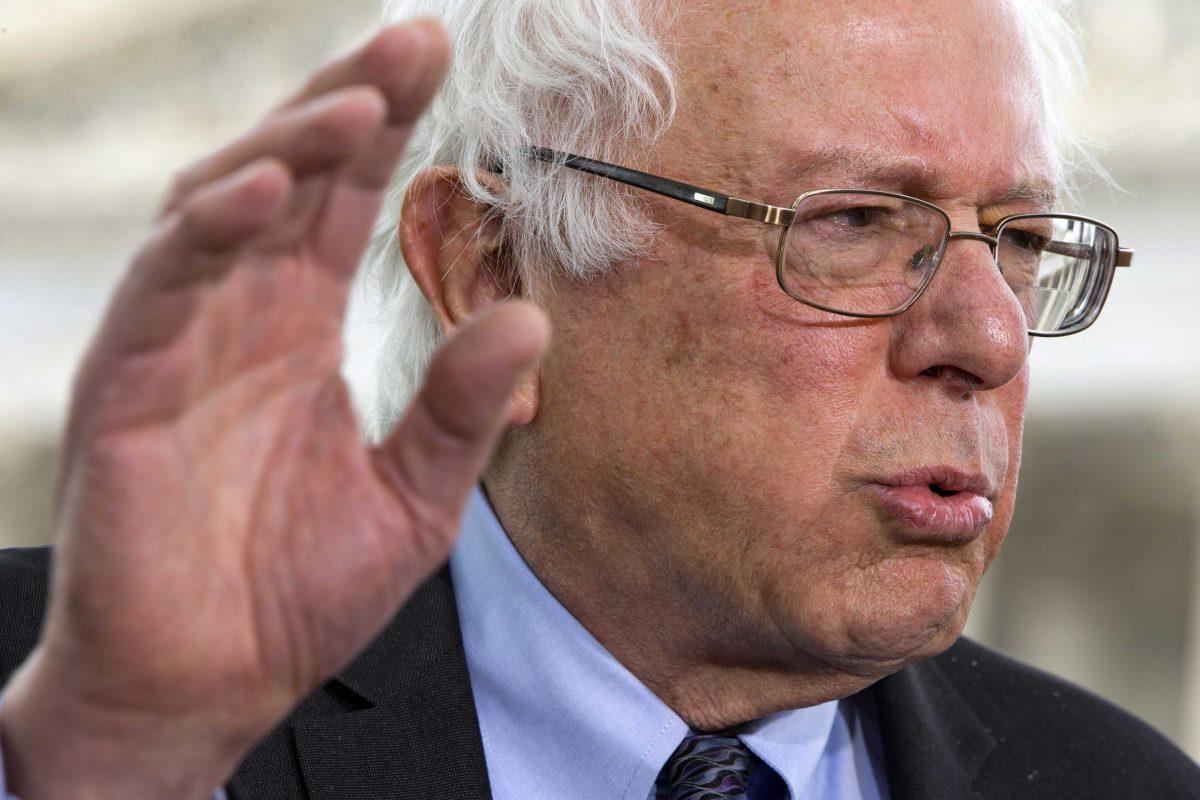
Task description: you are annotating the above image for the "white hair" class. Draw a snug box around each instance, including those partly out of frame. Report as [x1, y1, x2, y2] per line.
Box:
[1010, 0, 1102, 195]
[355, 0, 1090, 440]
[358, 0, 676, 439]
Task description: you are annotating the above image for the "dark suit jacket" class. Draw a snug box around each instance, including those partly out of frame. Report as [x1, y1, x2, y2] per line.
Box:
[1, 546, 1197, 799]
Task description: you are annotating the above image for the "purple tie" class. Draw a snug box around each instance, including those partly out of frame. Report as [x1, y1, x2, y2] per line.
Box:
[653, 733, 757, 800]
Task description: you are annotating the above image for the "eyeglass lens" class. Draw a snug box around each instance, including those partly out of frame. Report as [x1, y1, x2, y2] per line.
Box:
[995, 215, 1116, 334]
[779, 191, 945, 317]
[778, 192, 1115, 334]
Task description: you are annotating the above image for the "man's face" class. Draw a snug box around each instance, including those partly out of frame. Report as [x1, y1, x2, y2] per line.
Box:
[512, 0, 1050, 683]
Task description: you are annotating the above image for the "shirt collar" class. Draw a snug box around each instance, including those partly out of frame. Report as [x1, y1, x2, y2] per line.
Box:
[450, 486, 841, 800]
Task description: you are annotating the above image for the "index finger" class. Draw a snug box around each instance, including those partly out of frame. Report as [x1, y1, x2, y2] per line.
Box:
[275, 19, 449, 126]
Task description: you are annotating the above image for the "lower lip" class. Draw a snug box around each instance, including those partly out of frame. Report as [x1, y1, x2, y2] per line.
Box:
[870, 484, 994, 539]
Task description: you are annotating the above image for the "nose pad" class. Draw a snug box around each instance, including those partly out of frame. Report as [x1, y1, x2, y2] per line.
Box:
[907, 245, 938, 289]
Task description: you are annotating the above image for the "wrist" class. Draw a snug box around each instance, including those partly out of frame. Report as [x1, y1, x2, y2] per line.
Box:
[1, 649, 251, 800]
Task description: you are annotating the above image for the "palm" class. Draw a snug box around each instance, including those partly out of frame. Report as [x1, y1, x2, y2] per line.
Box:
[18, 22, 548, 755]
[55, 253, 411, 717]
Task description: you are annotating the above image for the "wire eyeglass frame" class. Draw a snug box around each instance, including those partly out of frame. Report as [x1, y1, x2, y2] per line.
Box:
[517, 146, 1135, 338]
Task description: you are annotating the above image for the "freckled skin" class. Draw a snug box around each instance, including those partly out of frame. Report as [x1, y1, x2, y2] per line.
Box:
[487, 0, 1045, 729]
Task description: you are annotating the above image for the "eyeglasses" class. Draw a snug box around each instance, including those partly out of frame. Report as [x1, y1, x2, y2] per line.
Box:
[521, 147, 1135, 337]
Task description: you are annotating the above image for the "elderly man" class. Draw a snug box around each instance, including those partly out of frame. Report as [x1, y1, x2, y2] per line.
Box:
[0, 0, 1197, 797]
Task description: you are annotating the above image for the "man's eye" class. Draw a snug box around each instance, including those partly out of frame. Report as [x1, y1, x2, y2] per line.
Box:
[826, 206, 884, 228]
[1002, 228, 1050, 253]
[833, 207, 873, 228]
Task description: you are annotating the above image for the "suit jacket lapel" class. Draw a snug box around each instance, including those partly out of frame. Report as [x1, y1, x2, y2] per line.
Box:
[228, 567, 492, 800]
[872, 653, 997, 800]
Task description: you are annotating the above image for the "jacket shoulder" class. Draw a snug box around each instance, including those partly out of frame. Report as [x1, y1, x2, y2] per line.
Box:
[0, 547, 52, 687]
[934, 636, 1200, 797]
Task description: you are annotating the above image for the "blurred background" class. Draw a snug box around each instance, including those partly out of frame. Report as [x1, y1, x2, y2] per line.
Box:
[2, 0, 1199, 758]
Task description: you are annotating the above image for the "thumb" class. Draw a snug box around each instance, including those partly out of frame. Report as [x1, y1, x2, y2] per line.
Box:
[372, 301, 550, 549]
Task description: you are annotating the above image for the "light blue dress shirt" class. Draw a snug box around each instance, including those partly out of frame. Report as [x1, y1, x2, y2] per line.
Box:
[451, 487, 891, 800]
[0, 487, 889, 799]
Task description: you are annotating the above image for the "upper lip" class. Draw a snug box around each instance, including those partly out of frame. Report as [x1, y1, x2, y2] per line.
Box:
[875, 466, 997, 499]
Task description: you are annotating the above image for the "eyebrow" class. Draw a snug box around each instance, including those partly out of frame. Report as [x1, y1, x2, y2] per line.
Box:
[772, 147, 1058, 210]
[983, 182, 1058, 211]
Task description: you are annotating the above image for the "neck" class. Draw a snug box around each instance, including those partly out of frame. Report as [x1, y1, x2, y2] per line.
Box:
[481, 469, 876, 730]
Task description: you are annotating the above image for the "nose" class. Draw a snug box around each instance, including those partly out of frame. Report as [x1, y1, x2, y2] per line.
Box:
[889, 229, 1030, 395]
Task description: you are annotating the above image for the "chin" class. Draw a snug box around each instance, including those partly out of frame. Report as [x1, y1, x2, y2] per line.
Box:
[806, 554, 977, 676]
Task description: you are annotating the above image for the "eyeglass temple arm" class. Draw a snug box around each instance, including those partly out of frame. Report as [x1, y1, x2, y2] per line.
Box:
[523, 147, 795, 226]
[519, 148, 1135, 262]
[1045, 240, 1135, 267]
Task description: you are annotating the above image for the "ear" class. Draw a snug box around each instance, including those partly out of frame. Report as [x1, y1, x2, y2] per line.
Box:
[400, 165, 541, 426]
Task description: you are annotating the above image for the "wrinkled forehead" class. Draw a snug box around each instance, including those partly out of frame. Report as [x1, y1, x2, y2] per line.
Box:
[667, 0, 1054, 205]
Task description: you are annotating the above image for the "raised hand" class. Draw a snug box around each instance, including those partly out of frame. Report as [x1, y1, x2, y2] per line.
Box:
[1, 20, 548, 800]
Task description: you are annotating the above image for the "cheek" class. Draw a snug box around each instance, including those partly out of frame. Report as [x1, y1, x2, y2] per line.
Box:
[631, 248, 888, 424]
[695, 272, 898, 545]
[748, 266, 888, 410]
[979, 365, 1029, 566]
[996, 365, 1029, 489]
[712, 275, 894, 508]
[575, 252, 896, 541]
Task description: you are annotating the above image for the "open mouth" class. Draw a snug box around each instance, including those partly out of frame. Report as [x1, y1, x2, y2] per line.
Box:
[869, 481, 993, 539]
[869, 467, 997, 540]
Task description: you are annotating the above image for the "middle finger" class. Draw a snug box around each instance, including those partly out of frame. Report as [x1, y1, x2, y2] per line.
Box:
[160, 86, 386, 218]
[276, 21, 446, 127]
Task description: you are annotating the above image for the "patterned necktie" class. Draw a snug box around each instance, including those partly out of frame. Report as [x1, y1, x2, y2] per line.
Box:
[653, 732, 757, 800]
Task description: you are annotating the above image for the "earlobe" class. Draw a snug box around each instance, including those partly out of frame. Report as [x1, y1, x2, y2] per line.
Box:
[398, 165, 543, 427]
[508, 368, 541, 426]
